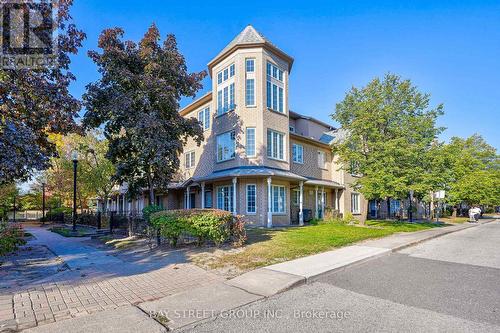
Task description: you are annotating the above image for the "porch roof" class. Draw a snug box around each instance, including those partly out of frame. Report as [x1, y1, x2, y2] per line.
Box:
[304, 178, 344, 189]
[193, 166, 308, 183]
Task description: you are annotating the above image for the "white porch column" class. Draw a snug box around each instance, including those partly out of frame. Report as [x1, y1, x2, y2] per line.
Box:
[299, 181, 304, 226]
[186, 186, 191, 209]
[232, 178, 237, 215]
[315, 186, 319, 219]
[321, 187, 325, 219]
[335, 189, 339, 210]
[201, 182, 206, 209]
[267, 177, 272, 228]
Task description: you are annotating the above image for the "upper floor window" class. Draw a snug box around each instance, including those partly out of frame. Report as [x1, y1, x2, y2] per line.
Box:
[246, 59, 255, 72]
[246, 127, 256, 157]
[289, 126, 295, 133]
[266, 62, 283, 81]
[185, 151, 195, 169]
[217, 63, 235, 84]
[217, 130, 236, 162]
[245, 79, 255, 106]
[292, 144, 303, 164]
[318, 151, 326, 169]
[217, 83, 235, 116]
[197, 107, 210, 130]
[217, 63, 236, 115]
[266, 62, 284, 113]
[267, 129, 285, 160]
[351, 193, 360, 214]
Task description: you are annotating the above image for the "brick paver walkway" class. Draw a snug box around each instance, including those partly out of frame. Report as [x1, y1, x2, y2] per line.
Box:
[0, 227, 222, 332]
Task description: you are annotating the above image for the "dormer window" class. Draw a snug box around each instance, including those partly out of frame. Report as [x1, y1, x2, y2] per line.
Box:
[266, 62, 284, 113]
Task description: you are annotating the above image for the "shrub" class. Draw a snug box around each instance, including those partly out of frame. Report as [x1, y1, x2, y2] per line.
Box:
[150, 209, 246, 247]
[342, 212, 358, 224]
[0, 222, 26, 256]
[43, 207, 72, 222]
[142, 205, 163, 223]
[76, 213, 98, 227]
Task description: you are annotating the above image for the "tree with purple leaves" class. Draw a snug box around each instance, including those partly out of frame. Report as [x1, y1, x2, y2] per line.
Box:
[83, 24, 205, 204]
[0, 0, 85, 185]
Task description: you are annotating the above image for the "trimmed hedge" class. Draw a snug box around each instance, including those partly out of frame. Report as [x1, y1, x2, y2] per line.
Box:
[150, 209, 246, 247]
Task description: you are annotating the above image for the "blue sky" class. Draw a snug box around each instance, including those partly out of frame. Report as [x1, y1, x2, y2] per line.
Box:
[70, 0, 500, 149]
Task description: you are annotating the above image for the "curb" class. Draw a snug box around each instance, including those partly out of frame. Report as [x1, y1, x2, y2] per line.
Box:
[234, 220, 495, 294]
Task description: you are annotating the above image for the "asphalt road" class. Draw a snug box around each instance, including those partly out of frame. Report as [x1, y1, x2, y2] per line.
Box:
[181, 221, 500, 333]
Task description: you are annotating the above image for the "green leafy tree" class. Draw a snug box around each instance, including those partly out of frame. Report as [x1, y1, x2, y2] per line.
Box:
[0, 184, 19, 220]
[0, 0, 85, 185]
[332, 74, 444, 220]
[443, 135, 499, 207]
[44, 132, 116, 210]
[83, 24, 205, 204]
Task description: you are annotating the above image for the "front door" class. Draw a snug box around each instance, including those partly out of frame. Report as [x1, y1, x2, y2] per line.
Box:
[189, 193, 196, 209]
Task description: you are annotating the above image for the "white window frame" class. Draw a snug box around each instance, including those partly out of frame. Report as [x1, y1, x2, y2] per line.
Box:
[351, 193, 360, 214]
[197, 107, 210, 131]
[267, 129, 285, 161]
[271, 185, 286, 214]
[292, 144, 303, 164]
[245, 78, 255, 106]
[246, 127, 256, 157]
[245, 58, 255, 73]
[292, 189, 300, 206]
[318, 151, 326, 169]
[266, 62, 285, 113]
[216, 130, 236, 162]
[185, 151, 195, 169]
[217, 63, 236, 116]
[246, 184, 256, 214]
[217, 185, 233, 212]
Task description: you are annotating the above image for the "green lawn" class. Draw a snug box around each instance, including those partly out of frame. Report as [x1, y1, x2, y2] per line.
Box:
[49, 227, 89, 237]
[210, 220, 443, 271]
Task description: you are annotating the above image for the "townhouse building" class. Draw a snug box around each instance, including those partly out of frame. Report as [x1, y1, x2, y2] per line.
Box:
[102, 25, 368, 226]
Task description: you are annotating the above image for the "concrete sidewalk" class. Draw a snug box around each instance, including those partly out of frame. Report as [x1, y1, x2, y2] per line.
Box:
[19, 220, 494, 332]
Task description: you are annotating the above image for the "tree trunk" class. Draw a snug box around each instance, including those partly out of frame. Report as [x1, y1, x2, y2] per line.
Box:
[147, 173, 154, 206]
[386, 197, 391, 220]
[452, 206, 457, 218]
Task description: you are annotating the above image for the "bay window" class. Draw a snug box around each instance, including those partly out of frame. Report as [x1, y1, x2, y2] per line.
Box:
[217, 131, 236, 162]
[217, 186, 233, 212]
[266, 62, 284, 113]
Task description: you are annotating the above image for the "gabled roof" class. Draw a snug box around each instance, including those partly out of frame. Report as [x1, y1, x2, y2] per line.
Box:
[207, 25, 294, 75]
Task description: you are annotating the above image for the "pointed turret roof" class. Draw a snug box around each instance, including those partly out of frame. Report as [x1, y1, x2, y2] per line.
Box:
[208, 25, 294, 75]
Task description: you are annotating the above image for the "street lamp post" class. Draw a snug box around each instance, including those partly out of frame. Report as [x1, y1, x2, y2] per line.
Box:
[42, 182, 46, 224]
[71, 151, 79, 232]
